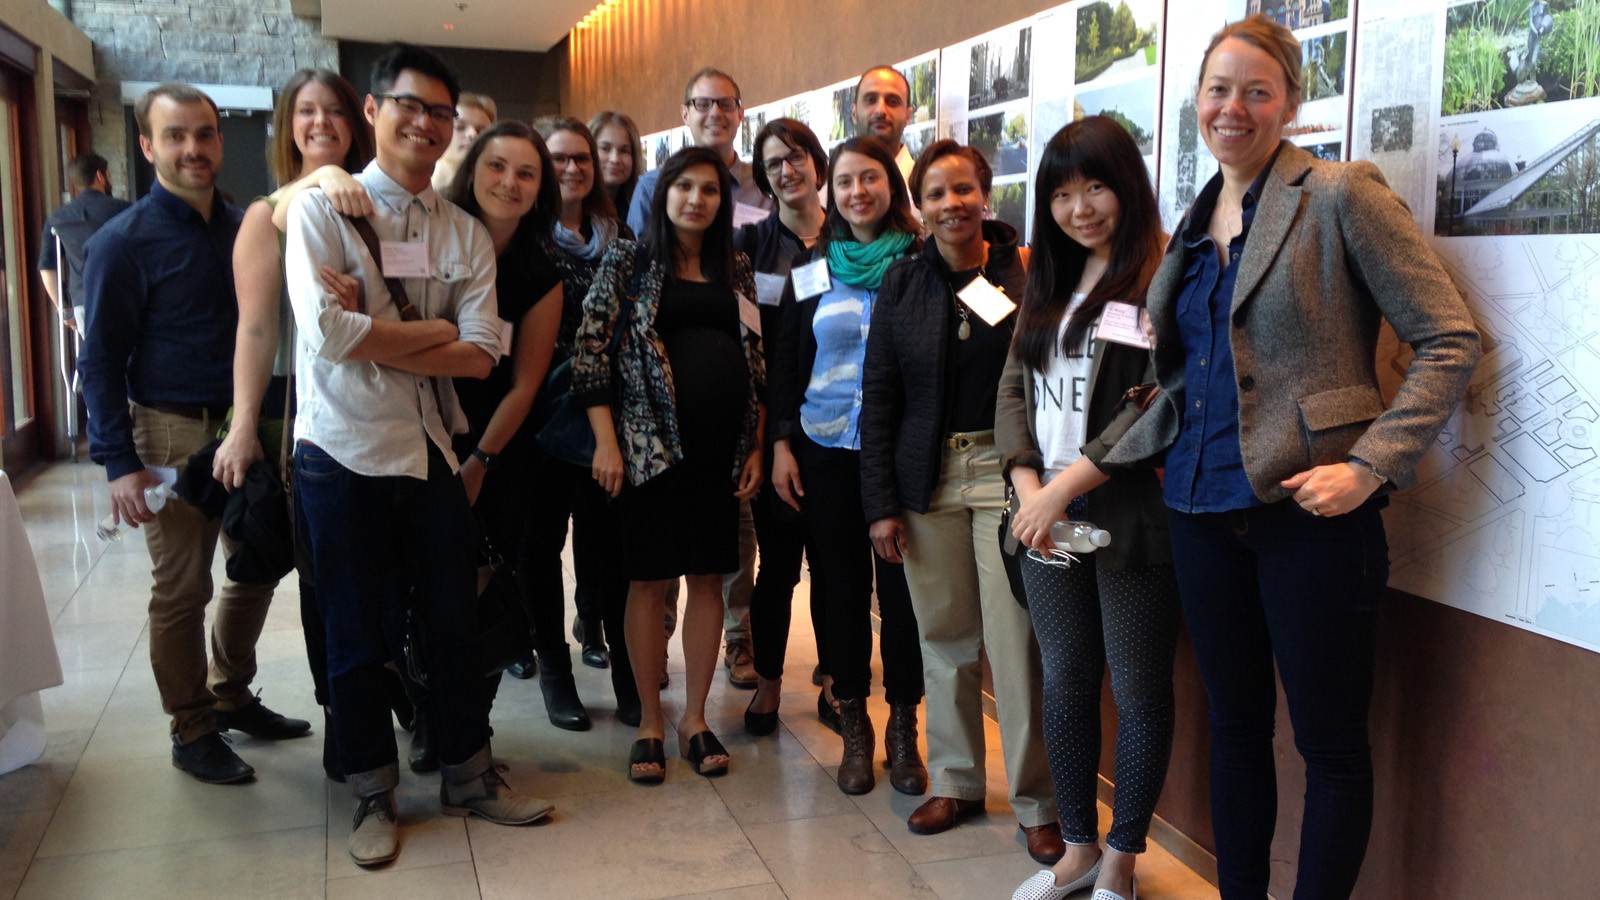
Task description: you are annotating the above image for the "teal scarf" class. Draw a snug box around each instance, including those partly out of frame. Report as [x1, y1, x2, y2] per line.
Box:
[826, 230, 914, 290]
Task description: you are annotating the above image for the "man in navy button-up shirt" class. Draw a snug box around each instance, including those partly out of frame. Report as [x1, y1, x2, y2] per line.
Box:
[79, 83, 303, 786]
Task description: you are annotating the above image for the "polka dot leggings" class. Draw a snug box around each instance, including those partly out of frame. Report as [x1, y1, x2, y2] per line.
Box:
[1021, 549, 1180, 854]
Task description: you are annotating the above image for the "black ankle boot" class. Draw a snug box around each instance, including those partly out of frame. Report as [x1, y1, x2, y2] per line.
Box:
[408, 708, 437, 773]
[539, 652, 592, 731]
[576, 617, 610, 668]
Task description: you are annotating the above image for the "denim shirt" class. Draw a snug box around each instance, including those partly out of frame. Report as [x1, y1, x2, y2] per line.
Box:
[800, 280, 874, 450]
[1163, 160, 1277, 513]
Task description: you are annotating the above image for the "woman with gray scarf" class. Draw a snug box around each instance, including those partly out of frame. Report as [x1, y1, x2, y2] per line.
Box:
[525, 115, 642, 728]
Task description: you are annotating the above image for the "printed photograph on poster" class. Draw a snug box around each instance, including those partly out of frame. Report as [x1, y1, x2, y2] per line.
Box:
[1435, 101, 1600, 237]
[831, 84, 858, 142]
[1156, 0, 1230, 230]
[900, 56, 939, 126]
[989, 182, 1028, 237]
[1075, 78, 1157, 155]
[968, 26, 1032, 108]
[967, 103, 1032, 177]
[903, 124, 936, 161]
[1302, 31, 1348, 103]
[1075, 0, 1161, 88]
[740, 109, 768, 160]
[1304, 140, 1344, 161]
[1243, 0, 1349, 29]
[1443, 0, 1600, 117]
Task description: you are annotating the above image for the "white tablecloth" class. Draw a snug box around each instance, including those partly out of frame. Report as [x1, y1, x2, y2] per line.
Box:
[0, 470, 63, 774]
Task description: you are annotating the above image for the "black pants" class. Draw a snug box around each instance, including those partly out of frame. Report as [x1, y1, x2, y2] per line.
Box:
[748, 480, 821, 681]
[569, 473, 637, 703]
[1169, 498, 1388, 900]
[792, 433, 923, 704]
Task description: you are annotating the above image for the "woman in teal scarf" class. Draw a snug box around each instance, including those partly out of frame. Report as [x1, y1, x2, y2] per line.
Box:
[768, 135, 928, 797]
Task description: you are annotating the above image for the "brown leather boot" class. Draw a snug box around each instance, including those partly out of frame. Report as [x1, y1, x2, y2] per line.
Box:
[835, 697, 876, 795]
[884, 702, 929, 795]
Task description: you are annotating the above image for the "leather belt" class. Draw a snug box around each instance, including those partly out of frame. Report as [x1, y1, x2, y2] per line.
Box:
[945, 431, 993, 452]
[146, 401, 230, 421]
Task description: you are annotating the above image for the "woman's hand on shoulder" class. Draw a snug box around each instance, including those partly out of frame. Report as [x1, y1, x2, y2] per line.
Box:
[314, 166, 373, 219]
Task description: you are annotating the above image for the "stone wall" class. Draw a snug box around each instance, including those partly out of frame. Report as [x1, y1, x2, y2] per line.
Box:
[65, 0, 337, 197]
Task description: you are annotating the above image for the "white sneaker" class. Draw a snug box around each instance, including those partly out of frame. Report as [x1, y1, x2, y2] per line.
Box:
[1011, 854, 1103, 900]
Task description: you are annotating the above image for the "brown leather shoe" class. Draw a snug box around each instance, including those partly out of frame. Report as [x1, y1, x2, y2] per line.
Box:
[835, 697, 875, 795]
[1019, 821, 1066, 864]
[906, 795, 984, 835]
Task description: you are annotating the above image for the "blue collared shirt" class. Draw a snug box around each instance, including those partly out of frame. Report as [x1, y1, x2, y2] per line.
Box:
[79, 182, 243, 480]
[1163, 157, 1278, 513]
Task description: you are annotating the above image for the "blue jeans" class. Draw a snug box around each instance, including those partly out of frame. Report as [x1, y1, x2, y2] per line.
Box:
[1168, 498, 1388, 900]
[294, 441, 488, 783]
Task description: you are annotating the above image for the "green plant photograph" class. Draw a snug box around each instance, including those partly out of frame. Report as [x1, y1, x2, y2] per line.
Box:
[1442, 0, 1600, 115]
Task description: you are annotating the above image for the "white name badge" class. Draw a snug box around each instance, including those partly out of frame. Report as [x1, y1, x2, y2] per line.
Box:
[494, 318, 515, 358]
[754, 272, 787, 307]
[737, 294, 762, 338]
[379, 241, 431, 278]
[791, 258, 832, 300]
[1094, 301, 1153, 349]
[957, 276, 1017, 327]
[733, 202, 772, 229]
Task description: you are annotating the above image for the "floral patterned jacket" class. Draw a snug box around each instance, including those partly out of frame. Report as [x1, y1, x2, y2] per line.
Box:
[572, 239, 765, 487]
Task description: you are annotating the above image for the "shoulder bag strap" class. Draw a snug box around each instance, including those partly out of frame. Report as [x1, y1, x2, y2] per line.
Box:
[346, 215, 421, 321]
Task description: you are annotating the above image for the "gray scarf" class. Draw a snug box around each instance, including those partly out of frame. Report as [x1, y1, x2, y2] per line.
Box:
[553, 217, 617, 261]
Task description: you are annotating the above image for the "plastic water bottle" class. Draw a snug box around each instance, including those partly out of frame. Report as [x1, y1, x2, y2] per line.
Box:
[1048, 520, 1111, 553]
[96, 483, 177, 541]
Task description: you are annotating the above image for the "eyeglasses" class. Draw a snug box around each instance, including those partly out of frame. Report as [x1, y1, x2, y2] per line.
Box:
[550, 152, 593, 168]
[761, 149, 810, 176]
[377, 93, 457, 125]
[686, 96, 740, 113]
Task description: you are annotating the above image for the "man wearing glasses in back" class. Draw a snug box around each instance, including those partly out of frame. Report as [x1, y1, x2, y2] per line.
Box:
[626, 66, 775, 236]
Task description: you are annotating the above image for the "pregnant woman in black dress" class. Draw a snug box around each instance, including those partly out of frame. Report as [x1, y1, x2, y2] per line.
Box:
[573, 146, 765, 784]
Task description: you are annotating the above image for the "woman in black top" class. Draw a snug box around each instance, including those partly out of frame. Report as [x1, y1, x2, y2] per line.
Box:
[439, 123, 568, 727]
[732, 118, 826, 738]
[860, 140, 1059, 860]
[575, 147, 765, 784]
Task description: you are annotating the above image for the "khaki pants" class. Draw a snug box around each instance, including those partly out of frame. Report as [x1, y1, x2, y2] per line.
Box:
[131, 403, 277, 744]
[900, 438, 1055, 826]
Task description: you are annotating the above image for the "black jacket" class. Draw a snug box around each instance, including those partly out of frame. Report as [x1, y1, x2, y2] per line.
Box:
[860, 220, 1025, 522]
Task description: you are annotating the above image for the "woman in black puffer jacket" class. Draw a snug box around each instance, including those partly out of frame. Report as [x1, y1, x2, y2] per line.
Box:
[859, 139, 1058, 862]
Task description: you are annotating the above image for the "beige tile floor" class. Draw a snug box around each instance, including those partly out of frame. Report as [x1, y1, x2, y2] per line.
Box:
[2, 461, 1221, 900]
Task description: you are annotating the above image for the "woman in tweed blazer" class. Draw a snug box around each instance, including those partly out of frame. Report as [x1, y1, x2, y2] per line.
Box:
[1104, 16, 1480, 900]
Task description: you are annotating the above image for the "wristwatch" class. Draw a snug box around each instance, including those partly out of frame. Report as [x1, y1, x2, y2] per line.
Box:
[1349, 457, 1387, 485]
[471, 448, 498, 470]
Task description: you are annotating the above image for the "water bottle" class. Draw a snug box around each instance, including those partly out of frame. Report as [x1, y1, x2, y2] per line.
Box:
[1048, 520, 1111, 553]
[96, 483, 177, 541]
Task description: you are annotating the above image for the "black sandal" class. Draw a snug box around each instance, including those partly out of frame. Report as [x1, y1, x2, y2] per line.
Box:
[678, 730, 730, 777]
[627, 738, 665, 785]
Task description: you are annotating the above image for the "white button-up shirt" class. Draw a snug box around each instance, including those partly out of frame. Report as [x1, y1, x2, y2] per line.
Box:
[285, 160, 499, 479]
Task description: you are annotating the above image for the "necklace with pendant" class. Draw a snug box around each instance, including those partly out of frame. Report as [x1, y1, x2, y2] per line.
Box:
[953, 265, 986, 341]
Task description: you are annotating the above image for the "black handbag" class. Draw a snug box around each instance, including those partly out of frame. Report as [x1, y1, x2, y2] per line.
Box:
[405, 534, 534, 683]
[533, 255, 644, 468]
[998, 483, 1028, 609]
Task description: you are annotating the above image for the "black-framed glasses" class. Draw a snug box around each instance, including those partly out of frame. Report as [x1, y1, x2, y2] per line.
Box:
[377, 93, 457, 125]
[761, 149, 809, 176]
[686, 96, 740, 113]
[551, 152, 593, 168]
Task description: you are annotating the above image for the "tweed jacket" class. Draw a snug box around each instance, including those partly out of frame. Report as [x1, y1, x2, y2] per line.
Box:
[1104, 143, 1480, 498]
[572, 239, 765, 487]
[860, 221, 1025, 523]
[995, 334, 1170, 571]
